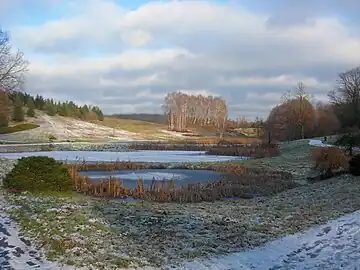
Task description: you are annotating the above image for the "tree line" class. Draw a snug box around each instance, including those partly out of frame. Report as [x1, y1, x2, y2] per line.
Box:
[0, 27, 104, 127]
[264, 67, 360, 142]
[162, 92, 228, 138]
[0, 90, 104, 127]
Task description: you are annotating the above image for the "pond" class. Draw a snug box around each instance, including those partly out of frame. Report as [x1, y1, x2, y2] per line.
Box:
[0, 150, 246, 163]
[79, 169, 224, 189]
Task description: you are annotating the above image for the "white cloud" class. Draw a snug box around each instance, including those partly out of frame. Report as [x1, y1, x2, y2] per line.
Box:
[6, 0, 360, 118]
[121, 29, 152, 46]
[217, 75, 328, 88]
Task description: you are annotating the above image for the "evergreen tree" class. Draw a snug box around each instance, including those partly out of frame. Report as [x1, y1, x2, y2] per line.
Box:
[0, 90, 10, 127]
[92, 106, 104, 121]
[12, 94, 25, 122]
[26, 98, 36, 117]
[45, 103, 57, 116]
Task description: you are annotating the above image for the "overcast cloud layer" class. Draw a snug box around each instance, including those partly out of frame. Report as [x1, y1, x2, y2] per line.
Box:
[2, 0, 360, 119]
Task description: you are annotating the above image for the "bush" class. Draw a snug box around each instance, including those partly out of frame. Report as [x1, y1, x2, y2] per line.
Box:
[48, 134, 57, 142]
[349, 154, 360, 176]
[3, 156, 73, 192]
[312, 147, 349, 176]
[0, 123, 39, 134]
[334, 133, 360, 155]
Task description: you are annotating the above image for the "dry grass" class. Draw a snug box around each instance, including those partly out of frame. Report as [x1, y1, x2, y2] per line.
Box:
[233, 127, 263, 137]
[206, 143, 280, 158]
[92, 117, 167, 135]
[167, 137, 261, 145]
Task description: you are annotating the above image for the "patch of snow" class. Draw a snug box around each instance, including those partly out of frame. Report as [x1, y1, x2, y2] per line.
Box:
[308, 139, 334, 147]
[309, 139, 360, 151]
[178, 210, 360, 270]
[0, 150, 244, 163]
[0, 113, 143, 142]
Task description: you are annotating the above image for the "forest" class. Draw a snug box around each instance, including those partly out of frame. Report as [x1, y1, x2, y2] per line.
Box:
[0, 90, 104, 127]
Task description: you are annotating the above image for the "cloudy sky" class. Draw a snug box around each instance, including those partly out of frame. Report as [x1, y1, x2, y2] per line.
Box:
[1, 0, 360, 119]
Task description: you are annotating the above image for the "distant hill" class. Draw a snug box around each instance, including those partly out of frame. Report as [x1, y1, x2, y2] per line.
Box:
[110, 113, 167, 124]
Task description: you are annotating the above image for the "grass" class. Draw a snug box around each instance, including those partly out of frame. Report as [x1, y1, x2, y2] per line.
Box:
[93, 117, 168, 135]
[5, 193, 140, 269]
[0, 123, 40, 134]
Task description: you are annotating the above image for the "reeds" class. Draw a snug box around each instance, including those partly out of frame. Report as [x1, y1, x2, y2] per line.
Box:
[65, 161, 294, 203]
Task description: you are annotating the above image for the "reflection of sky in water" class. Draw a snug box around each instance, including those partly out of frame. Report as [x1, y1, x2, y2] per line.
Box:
[86, 172, 187, 181]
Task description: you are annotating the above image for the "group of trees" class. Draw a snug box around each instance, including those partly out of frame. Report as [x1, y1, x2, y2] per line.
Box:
[0, 28, 29, 126]
[163, 92, 228, 138]
[265, 66, 360, 142]
[28, 92, 104, 121]
[0, 27, 104, 127]
[0, 90, 105, 127]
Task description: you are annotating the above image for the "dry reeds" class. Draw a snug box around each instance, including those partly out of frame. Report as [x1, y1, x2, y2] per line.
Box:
[64, 161, 294, 203]
[206, 142, 280, 158]
[167, 137, 261, 145]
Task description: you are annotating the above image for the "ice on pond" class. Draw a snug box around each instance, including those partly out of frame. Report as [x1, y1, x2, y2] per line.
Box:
[0, 150, 245, 163]
[79, 169, 224, 189]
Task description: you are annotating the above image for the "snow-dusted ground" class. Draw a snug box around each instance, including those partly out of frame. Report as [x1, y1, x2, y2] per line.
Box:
[0, 198, 75, 270]
[309, 138, 360, 151]
[0, 150, 244, 163]
[178, 210, 360, 270]
[0, 113, 143, 142]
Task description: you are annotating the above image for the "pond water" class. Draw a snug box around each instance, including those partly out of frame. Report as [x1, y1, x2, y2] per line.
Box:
[0, 150, 245, 163]
[79, 169, 224, 189]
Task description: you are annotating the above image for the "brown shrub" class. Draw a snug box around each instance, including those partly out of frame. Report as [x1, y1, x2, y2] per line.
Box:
[312, 147, 350, 174]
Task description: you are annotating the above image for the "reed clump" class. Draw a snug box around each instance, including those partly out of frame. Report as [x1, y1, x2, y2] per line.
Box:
[206, 142, 280, 158]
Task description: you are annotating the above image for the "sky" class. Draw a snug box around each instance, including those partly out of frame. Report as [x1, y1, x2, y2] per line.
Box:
[1, 0, 360, 119]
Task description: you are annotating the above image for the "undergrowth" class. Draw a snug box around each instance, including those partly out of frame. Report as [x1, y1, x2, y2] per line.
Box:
[0, 123, 39, 134]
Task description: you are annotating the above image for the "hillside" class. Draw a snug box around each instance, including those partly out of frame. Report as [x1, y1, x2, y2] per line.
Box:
[0, 111, 200, 143]
[110, 113, 167, 124]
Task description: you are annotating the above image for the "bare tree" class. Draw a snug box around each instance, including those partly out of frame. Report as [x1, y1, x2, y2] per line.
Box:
[162, 91, 228, 138]
[0, 28, 29, 92]
[314, 101, 340, 136]
[281, 82, 313, 139]
[328, 67, 360, 129]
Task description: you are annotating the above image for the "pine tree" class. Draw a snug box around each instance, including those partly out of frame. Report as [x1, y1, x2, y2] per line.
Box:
[26, 98, 36, 117]
[12, 94, 25, 122]
[45, 103, 56, 116]
[0, 90, 10, 127]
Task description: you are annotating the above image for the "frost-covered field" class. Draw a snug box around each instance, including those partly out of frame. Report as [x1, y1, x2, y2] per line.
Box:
[0, 150, 245, 163]
[1, 139, 360, 269]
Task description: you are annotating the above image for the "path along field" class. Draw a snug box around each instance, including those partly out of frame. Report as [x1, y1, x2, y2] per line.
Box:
[0, 139, 360, 269]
